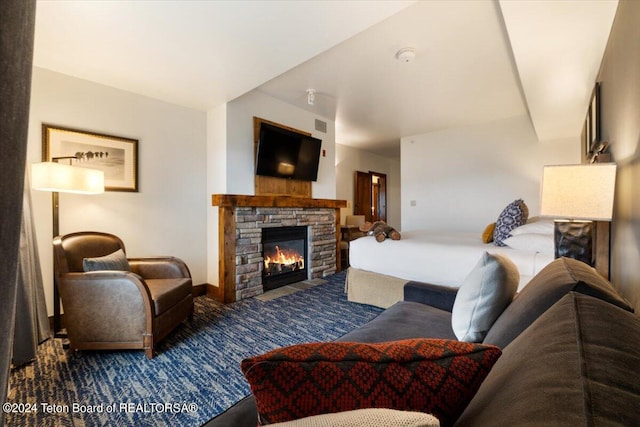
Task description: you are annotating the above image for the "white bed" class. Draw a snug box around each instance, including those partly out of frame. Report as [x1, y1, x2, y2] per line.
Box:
[346, 229, 554, 308]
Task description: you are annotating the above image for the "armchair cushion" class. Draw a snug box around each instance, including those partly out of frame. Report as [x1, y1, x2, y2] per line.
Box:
[146, 278, 192, 315]
[83, 249, 130, 272]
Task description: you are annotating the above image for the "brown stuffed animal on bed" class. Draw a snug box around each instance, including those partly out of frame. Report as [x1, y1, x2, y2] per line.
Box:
[359, 220, 401, 243]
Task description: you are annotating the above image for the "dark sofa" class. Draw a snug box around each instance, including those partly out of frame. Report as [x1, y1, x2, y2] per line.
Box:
[206, 257, 640, 426]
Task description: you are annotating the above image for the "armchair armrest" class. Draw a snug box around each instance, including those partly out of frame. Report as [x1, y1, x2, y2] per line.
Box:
[58, 271, 154, 342]
[128, 257, 191, 280]
[404, 281, 458, 312]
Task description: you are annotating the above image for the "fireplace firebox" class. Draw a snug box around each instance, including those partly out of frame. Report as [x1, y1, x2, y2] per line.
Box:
[262, 226, 308, 291]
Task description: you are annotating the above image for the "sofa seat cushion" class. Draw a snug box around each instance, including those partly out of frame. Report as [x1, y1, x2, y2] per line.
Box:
[483, 257, 633, 348]
[455, 292, 640, 426]
[241, 339, 501, 426]
[145, 278, 192, 316]
[339, 301, 457, 343]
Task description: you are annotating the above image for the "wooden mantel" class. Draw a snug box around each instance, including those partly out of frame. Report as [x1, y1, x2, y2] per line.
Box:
[212, 194, 346, 209]
[211, 194, 347, 303]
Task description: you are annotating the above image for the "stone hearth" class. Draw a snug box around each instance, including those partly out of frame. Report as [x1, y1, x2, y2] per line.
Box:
[211, 195, 346, 302]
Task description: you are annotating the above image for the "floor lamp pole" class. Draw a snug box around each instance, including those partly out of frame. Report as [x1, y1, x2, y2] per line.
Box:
[52, 190, 65, 338]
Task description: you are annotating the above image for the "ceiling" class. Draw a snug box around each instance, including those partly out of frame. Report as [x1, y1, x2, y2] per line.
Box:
[33, 0, 618, 157]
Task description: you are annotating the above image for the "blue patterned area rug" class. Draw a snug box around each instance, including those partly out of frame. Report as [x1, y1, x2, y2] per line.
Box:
[7, 272, 383, 427]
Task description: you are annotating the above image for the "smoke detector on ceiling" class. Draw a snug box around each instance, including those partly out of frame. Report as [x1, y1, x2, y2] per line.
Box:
[395, 47, 416, 63]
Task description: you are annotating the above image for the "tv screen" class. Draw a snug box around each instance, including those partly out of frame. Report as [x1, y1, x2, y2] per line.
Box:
[256, 123, 322, 181]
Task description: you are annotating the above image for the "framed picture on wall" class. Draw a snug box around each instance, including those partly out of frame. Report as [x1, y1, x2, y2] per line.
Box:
[42, 124, 138, 192]
[584, 82, 600, 157]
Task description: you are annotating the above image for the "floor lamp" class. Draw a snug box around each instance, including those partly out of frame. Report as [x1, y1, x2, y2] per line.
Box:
[31, 156, 104, 338]
[540, 163, 616, 272]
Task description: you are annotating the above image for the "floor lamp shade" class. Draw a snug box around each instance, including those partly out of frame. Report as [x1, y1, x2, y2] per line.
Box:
[31, 162, 104, 194]
[31, 160, 104, 338]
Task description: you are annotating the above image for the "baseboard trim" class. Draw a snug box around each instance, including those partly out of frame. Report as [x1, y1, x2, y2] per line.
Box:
[193, 283, 209, 297]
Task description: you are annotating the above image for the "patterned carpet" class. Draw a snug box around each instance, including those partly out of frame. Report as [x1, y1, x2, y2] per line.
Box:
[7, 272, 383, 426]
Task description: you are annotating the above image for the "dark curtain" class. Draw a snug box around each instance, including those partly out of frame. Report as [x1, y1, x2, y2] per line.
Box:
[0, 0, 36, 423]
[12, 173, 51, 367]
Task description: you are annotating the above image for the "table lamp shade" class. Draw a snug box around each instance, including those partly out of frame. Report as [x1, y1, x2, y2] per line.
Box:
[32, 162, 104, 194]
[540, 164, 616, 221]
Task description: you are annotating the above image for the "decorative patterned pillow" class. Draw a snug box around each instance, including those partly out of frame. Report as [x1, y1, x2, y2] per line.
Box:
[493, 199, 528, 246]
[241, 339, 502, 426]
[83, 248, 130, 271]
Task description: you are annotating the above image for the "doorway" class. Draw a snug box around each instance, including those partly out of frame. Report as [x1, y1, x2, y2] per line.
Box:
[354, 171, 387, 223]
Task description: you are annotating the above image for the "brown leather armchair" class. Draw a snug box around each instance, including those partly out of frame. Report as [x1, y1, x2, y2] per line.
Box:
[53, 231, 194, 359]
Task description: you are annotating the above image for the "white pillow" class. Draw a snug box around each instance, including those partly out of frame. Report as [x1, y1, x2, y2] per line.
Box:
[509, 219, 554, 236]
[451, 252, 519, 342]
[503, 233, 554, 255]
[269, 408, 440, 427]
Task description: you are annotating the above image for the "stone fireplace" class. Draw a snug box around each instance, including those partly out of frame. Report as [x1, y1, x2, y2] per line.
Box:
[211, 195, 346, 302]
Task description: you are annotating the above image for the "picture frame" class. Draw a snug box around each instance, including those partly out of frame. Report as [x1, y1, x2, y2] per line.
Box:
[584, 82, 600, 157]
[42, 124, 138, 192]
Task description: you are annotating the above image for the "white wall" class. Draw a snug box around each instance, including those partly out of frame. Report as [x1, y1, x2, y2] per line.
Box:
[28, 68, 208, 316]
[401, 115, 579, 232]
[598, 0, 640, 313]
[335, 144, 401, 229]
[206, 104, 228, 285]
[206, 90, 337, 285]
[225, 90, 336, 198]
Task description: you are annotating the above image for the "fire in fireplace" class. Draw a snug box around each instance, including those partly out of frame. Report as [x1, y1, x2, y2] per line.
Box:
[262, 226, 308, 291]
[264, 246, 304, 275]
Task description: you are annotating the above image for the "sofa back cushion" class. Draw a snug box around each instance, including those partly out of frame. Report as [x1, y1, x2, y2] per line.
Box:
[483, 257, 633, 348]
[455, 292, 640, 426]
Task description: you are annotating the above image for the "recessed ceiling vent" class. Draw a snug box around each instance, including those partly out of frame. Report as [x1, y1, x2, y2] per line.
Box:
[315, 119, 327, 133]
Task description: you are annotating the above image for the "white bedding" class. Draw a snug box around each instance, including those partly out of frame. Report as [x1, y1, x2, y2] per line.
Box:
[348, 230, 554, 292]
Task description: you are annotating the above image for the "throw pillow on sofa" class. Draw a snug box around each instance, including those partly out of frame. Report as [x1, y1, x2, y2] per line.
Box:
[451, 252, 519, 342]
[269, 408, 440, 427]
[241, 338, 501, 426]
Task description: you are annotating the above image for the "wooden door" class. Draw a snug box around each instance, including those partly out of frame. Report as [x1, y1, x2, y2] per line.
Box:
[374, 173, 387, 222]
[354, 171, 372, 222]
[354, 171, 387, 223]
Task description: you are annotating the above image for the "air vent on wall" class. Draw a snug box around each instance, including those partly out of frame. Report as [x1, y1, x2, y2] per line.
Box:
[315, 119, 327, 133]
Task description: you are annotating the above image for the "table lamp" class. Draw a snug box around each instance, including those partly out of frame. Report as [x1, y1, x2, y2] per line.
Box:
[540, 163, 616, 266]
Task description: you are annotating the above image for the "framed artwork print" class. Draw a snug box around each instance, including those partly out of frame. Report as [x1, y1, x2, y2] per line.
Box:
[584, 82, 600, 157]
[42, 124, 138, 192]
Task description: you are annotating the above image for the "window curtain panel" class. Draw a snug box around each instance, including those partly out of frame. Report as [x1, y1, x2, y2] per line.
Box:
[0, 0, 36, 424]
[12, 173, 51, 367]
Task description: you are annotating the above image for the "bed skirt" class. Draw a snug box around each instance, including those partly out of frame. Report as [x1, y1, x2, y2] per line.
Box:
[346, 268, 411, 308]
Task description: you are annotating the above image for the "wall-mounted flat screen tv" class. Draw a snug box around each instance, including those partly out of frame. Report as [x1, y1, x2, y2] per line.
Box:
[256, 123, 322, 181]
